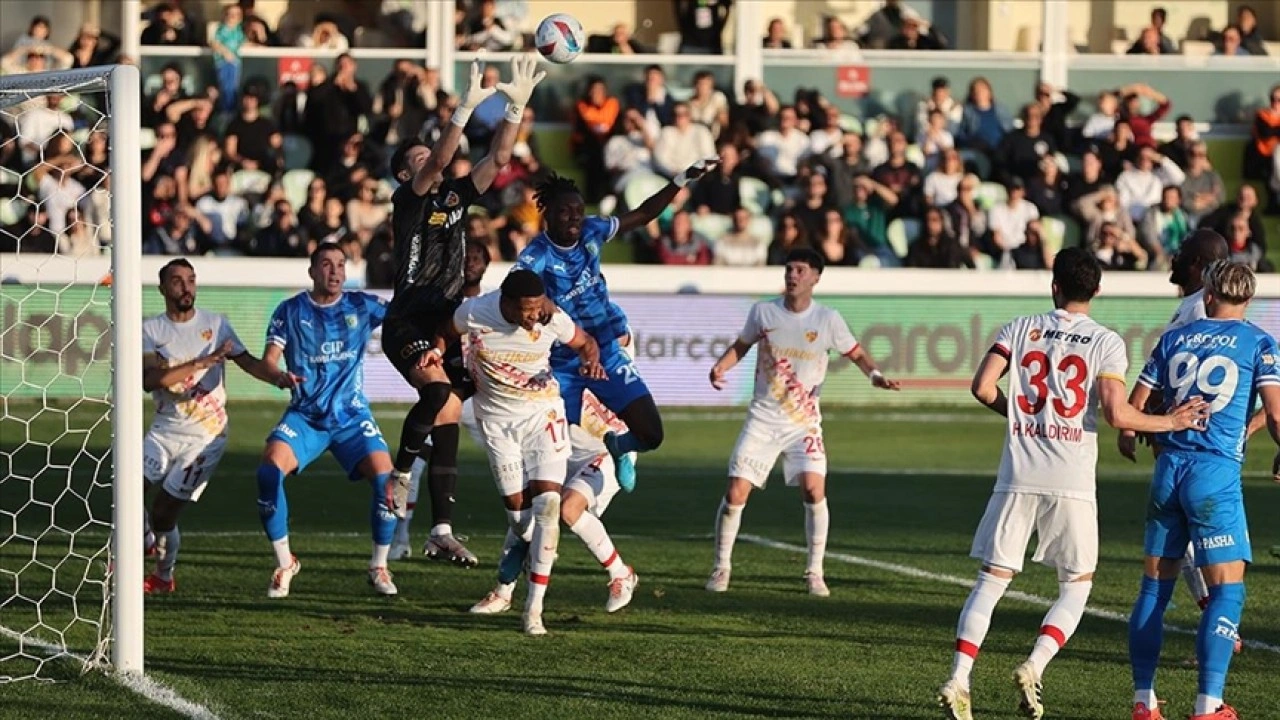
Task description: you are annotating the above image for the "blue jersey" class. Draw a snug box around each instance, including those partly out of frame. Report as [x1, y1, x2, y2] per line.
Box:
[1138, 318, 1280, 462]
[266, 291, 387, 428]
[517, 215, 622, 363]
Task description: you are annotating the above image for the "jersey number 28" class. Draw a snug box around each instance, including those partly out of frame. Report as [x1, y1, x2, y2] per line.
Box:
[1016, 351, 1087, 418]
[1168, 352, 1238, 413]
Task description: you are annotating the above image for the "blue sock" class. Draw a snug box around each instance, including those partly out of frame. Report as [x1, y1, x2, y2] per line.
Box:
[256, 463, 289, 541]
[1129, 576, 1176, 694]
[614, 431, 644, 455]
[370, 473, 396, 546]
[1197, 582, 1246, 700]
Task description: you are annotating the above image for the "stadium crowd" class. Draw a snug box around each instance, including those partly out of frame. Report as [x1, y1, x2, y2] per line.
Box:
[0, 1, 1278, 275]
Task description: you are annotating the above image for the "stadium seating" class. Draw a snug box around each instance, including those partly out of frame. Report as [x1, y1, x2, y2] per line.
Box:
[281, 169, 315, 212]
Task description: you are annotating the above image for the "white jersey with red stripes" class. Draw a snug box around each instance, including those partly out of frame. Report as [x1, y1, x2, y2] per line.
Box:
[738, 298, 858, 428]
[990, 309, 1128, 500]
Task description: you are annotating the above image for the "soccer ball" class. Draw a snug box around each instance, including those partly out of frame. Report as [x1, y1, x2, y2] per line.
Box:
[535, 13, 585, 64]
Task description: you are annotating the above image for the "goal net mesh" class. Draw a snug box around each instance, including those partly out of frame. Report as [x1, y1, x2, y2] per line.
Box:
[0, 71, 117, 682]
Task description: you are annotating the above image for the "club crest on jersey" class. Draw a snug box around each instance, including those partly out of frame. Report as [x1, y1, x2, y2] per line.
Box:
[1029, 329, 1042, 341]
[527, 328, 541, 341]
[444, 191, 460, 207]
[805, 330, 818, 343]
[201, 329, 213, 341]
[346, 314, 358, 329]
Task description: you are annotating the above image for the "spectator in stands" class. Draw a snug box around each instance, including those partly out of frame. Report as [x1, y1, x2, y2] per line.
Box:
[1077, 185, 1136, 252]
[462, 0, 514, 51]
[816, 16, 858, 50]
[794, 170, 835, 239]
[1236, 6, 1268, 56]
[1200, 185, 1267, 254]
[142, 123, 183, 185]
[10, 16, 51, 52]
[249, 199, 306, 257]
[809, 105, 845, 157]
[466, 212, 500, 261]
[1181, 142, 1226, 225]
[689, 71, 731, 138]
[691, 141, 743, 217]
[300, 20, 349, 50]
[1035, 83, 1080, 151]
[957, 77, 1013, 155]
[305, 195, 351, 248]
[224, 90, 282, 173]
[210, 3, 247, 113]
[305, 54, 373, 175]
[654, 102, 716, 179]
[732, 79, 779, 137]
[888, 10, 943, 50]
[69, 23, 120, 68]
[625, 65, 676, 132]
[917, 109, 955, 172]
[996, 103, 1056, 183]
[74, 131, 110, 190]
[768, 211, 811, 265]
[916, 77, 962, 137]
[175, 135, 221, 206]
[858, 0, 907, 49]
[652, 209, 712, 264]
[34, 157, 86, 237]
[587, 23, 649, 54]
[1081, 91, 1119, 142]
[364, 226, 396, 288]
[757, 105, 810, 184]
[15, 94, 72, 166]
[1027, 155, 1068, 217]
[816, 207, 866, 266]
[871, 131, 921, 218]
[924, 148, 964, 207]
[502, 183, 541, 259]
[144, 64, 187, 128]
[1225, 212, 1264, 269]
[1128, 8, 1177, 54]
[1, 43, 72, 76]
[345, 177, 389, 246]
[196, 168, 250, 250]
[1116, 146, 1185, 222]
[675, 0, 731, 55]
[465, 63, 508, 153]
[988, 177, 1040, 267]
[243, 14, 273, 47]
[372, 61, 446, 151]
[762, 18, 792, 49]
[1120, 84, 1170, 148]
[1094, 220, 1148, 270]
[297, 177, 329, 238]
[1159, 115, 1199, 170]
[603, 109, 657, 199]
[906, 207, 971, 268]
[819, 133, 871, 207]
[946, 173, 989, 261]
[141, 4, 183, 45]
[1217, 25, 1250, 56]
[571, 77, 621, 203]
[1245, 84, 1280, 212]
[1012, 221, 1052, 270]
[715, 208, 768, 266]
[1097, 120, 1134, 181]
[146, 205, 208, 255]
[844, 175, 899, 266]
[1141, 185, 1189, 261]
[57, 209, 98, 258]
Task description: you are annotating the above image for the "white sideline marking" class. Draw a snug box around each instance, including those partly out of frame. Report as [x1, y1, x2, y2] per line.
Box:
[0, 625, 223, 720]
[738, 534, 1280, 655]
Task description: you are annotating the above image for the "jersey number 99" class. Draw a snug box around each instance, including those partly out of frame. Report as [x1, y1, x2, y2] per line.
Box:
[1168, 352, 1238, 413]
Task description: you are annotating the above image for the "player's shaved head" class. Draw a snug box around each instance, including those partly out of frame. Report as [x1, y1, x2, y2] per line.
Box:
[1170, 229, 1228, 291]
[1051, 247, 1102, 304]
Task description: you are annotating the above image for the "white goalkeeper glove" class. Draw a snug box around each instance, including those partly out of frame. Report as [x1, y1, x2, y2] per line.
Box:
[496, 54, 547, 123]
[674, 157, 720, 188]
[453, 59, 496, 127]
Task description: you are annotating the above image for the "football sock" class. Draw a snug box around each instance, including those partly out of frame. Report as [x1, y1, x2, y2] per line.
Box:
[394, 382, 451, 473]
[393, 459, 425, 546]
[526, 492, 560, 617]
[803, 499, 829, 576]
[506, 507, 534, 542]
[950, 570, 1012, 690]
[370, 472, 397, 550]
[256, 463, 289, 542]
[1181, 544, 1210, 608]
[569, 513, 628, 580]
[154, 527, 180, 581]
[612, 431, 645, 455]
[497, 525, 528, 585]
[271, 538, 293, 569]
[1027, 580, 1092, 676]
[1195, 582, 1245, 714]
[1129, 576, 1176, 699]
[712, 498, 744, 570]
[371, 543, 391, 568]
[427, 423, 460, 528]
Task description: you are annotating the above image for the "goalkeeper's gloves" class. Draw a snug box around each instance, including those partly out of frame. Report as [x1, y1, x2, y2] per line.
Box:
[496, 54, 547, 123]
[452, 59, 496, 127]
[675, 157, 720, 188]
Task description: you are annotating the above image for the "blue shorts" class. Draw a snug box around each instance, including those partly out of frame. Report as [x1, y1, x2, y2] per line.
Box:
[553, 349, 651, 425]
[268, 408, 390, 481]
[1143, 451, 1251, 566]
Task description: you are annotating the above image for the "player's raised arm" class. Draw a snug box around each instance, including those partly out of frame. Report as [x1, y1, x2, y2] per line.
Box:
[970, 348, 1011, 417]
[471, 54, 546, 194]
[616, 157, 720, 234]
[411, 60, 495, 196]
[142, 340, 234, 393]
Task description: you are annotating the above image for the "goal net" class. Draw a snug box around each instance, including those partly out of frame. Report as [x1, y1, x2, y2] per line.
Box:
[0, 65, 143, 681]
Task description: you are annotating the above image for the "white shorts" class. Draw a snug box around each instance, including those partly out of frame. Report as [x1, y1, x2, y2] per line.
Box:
[475, 401, 570, 498]
[564, 455, 621, 517]
[142, 430, 228, 502]
[969, 491, 1098, 576]
[727, 417, 826, 489]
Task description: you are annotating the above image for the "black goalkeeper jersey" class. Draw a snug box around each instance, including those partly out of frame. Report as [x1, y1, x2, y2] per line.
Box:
[387, 176, 480, 317]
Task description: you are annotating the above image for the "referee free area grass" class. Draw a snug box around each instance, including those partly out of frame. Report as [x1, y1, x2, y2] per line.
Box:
[2, 401, 1279, 720]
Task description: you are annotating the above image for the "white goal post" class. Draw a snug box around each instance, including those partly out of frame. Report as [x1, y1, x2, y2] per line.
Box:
[0, 64, 143, 678]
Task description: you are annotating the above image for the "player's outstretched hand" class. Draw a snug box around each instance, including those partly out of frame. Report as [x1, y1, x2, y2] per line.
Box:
[417, 348, 444, 370]
[709, 364, 728, 390]
[1168, 395, 1211, 431]
[275, 371, 304, 389]
[871, 373, 901, 391]
[496, 54, 546, 109]
[195, 340, 234, 370]
[1118, 430, 1138, 462]
[459, 59, 496, 110]
[579, 360, 608, 381]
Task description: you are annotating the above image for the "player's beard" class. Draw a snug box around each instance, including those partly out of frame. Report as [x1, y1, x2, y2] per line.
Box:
[174, 294, 195, 312]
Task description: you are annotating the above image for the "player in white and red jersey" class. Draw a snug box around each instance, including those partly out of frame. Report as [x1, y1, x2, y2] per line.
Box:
[704, 248, 900, 598]
[441, 269, 604, 635]
[938, 248, 1209, 720]
[141, 259, 301, 594]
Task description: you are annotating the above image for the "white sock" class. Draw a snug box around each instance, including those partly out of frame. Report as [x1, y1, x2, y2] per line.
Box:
[1195, 695, 1223, 715]
[1027, 580, 1092, 676]
[495, 580, 516, 600]
[569, 513, 627, 580]
[950, 571, 1012, 690]
[370, 543, 390, 569]
[272, 537, 293, 568]
[430, 522, 452, 538]
[804, 498, 829, 576]
[506, 507, 534, 542]
[526, 492, 560, 616]
[713, 498, 744, 570]
[154, 527, 180, 581]
[1181, 544, 1209, 608]
[143, 509, 154, 550]
[1134, 689, 1158, 707]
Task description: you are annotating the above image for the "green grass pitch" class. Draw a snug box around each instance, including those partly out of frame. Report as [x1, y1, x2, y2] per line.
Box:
[2, 402, 1279, 720]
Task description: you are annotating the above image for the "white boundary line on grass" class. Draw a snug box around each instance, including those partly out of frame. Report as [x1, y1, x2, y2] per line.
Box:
[0, 625, 223, 720]
[738, 534, 1280, 655]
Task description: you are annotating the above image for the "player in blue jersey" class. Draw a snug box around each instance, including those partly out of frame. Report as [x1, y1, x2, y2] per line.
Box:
[515, 162, 717, 488]
[1125, 261, 1280, 720]
[254, 244, 402, 599]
